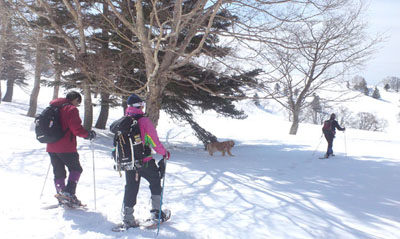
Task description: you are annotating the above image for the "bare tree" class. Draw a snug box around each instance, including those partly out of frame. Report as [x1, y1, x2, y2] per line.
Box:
[18, 0, 94, 129]
[51, 47, 62, 99]
[16, 0, 378, 134]
[104, 0, 230, 125]
[350, 112, 387, 132]
[383, 76, 400, 92]
[0, 0, 11, 104]
[257, 2, 379, 134]
[1, 2, 27, 103]
[27, 30, 44, 117]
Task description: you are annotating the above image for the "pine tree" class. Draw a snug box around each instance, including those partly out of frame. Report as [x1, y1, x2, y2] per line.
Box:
[384, 83, 390, 91]
[372, 87, 381, 99]
[363, 86, 369, 96]
[310, 94, 322, 124]
[274, 83, 280, 93]
[1, 15, 26, 102]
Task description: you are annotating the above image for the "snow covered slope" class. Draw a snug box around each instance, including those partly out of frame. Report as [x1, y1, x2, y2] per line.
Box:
[0, 83, 399, 239]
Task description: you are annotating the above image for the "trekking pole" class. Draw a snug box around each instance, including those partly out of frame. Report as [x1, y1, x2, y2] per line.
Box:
[156, 157, 167, 237]
[91, 139, 97, 210]
[40, 161, 52, 199]
[344, 132, 347, 158]
[312, 134, 324, 156]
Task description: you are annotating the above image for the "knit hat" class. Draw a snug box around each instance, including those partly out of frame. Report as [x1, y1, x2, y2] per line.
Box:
[127, 93, 145, 108]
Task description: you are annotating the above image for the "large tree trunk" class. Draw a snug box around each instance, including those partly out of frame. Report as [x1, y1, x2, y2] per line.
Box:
[94, 91, 110, 129]
[27, 31, 44, 117]
[2, 79, 14, 102]
[0, 0, 10, 104]
[52, 66, 61, 99]
[52, 48, 61, 100]
[93, 1, 110, 130]
[145, 75, 167, 127]
[289, 110, 300, 135]
[82, 79, 92, 130]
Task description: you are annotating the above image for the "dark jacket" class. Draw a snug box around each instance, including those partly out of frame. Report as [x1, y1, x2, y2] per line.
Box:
[323, 119, 345, 135]
[46, 98, 89, 153]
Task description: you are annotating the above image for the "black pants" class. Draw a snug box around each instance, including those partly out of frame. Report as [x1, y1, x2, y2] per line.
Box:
[49, 152, 83, 195]
[123, 159, 161, 208]
[324, 132, 335, 156]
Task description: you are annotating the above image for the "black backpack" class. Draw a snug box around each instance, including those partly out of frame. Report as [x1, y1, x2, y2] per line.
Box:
[110, 115, 149, 171]
[34, 103, 70, 143]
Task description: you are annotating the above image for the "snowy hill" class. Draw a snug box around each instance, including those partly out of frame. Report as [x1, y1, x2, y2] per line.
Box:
[0, 82, 399, 239]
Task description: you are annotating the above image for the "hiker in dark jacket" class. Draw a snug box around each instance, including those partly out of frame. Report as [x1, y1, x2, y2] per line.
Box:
[322, 113, 345, 158]
[47, 91, 96, 207]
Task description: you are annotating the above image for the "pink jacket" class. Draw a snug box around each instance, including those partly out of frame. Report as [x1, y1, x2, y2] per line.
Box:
[125, 107, 167, 162]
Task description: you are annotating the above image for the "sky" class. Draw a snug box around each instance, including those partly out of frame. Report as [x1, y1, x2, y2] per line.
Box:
[355, 0, 400, 85]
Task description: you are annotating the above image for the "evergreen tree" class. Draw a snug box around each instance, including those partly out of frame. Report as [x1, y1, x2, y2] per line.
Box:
[384, 83, 390, 91]
[1, 15, 26, 102]
[372, 87, 381, 99]
[253, 93, 261, 106]
[363, 86, 369, 96]
[274, 83, 280, 93]
[310, 94, 322, 124]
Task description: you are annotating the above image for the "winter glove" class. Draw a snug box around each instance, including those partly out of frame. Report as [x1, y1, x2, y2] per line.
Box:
[85, 130, 96, 140]
[158, 159, 166, 179]
[163, 151, 170, 160]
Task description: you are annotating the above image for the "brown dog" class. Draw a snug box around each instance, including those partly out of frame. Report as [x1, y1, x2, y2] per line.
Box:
[206, 140, 235, 156]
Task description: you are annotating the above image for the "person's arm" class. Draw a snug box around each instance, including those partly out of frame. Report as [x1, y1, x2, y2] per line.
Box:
[334, 120, 345, 131]
[66, 107, 89, 138]
[141, 117, 167, 156]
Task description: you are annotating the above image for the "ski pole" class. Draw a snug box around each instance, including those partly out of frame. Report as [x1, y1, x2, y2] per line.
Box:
[91, 139, 97, 210]
[40, 161, 52, 199]
[312, 133, 324, 156]
[344, 133, 347, 158]
[156, 157, 167, 237]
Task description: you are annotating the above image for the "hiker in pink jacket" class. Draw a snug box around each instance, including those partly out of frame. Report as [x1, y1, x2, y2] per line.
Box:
[121, 93, 170, 228]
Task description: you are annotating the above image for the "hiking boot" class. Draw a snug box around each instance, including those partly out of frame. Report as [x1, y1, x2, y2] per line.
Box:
[150, 209, 168, 222]
[123, 207, 139, 227]
[69, 194, 83, 207]
[55, 191, 83, 207]
[55, 191, 72, 205]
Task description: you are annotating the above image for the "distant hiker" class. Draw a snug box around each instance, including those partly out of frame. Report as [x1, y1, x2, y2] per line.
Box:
[322, 113, 345, 158]
[113, 93, 170, 228]
[46, 91, 96, 207]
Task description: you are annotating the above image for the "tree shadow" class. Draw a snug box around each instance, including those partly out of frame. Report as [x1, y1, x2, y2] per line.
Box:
[61, 208, 196, 239]
[165, 142, 400, 238]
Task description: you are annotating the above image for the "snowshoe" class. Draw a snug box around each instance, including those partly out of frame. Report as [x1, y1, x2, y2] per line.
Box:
[112, 220, 141, 232]
[55, 192, 86, 208]
[141, 209, 171, 229]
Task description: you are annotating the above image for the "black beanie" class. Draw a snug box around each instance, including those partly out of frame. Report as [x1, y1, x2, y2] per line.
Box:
[127, 94, 144, 107]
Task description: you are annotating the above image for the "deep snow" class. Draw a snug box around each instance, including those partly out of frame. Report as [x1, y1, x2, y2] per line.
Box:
[0, 83, 399, 239]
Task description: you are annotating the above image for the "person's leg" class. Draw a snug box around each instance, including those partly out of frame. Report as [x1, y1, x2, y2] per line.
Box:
[123, 170, 141, 225]
[58, 152, 82, 195]
[141, 159, 167, 220]
[324, 133, 330, 157]
[49, 152, 66, 193]
[327, 134, 334, 156]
